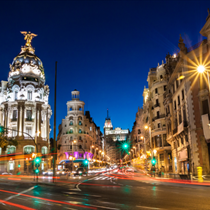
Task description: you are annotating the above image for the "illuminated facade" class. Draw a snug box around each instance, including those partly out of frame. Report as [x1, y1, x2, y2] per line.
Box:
[0, 32, 52, 174]
[163, 15, 210, 175]
[104, 112, 130, 163]
[57, 90, 102, 165]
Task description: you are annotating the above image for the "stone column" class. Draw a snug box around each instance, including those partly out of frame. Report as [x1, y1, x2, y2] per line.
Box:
[35, 105, 38, 134]
[39, 106, 41, 137]
[17, 104, 20, 136]
[46, 108, 49, 140]
[22, 104, 25, 136]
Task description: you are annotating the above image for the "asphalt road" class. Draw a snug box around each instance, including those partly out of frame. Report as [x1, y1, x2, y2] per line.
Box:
[0, 171, 210, 210]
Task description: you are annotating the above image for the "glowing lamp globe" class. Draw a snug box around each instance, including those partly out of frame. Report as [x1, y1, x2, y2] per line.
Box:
[197, 65, 205, 73]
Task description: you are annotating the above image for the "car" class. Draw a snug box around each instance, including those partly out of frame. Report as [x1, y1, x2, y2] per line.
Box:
[74, 167, 88, 176]
[56, 169, 71, 175]
[43, 169, 54, 176]
[2, 172, 12, 175]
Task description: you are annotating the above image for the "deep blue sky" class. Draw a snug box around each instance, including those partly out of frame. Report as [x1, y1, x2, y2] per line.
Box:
[0, 1, 209, 137]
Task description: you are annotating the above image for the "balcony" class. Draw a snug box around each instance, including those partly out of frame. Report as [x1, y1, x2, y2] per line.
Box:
[152, 114, 165, 121]
[25, 118, 33, 122]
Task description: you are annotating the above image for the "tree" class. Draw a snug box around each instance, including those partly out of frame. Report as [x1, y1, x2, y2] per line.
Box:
[0, 136, 18, 151]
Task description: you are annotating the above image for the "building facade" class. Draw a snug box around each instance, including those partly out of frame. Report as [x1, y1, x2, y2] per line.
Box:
[104, 112, 130, 164]
[0, 32, 52, 174]
[57, 90, 103, 166]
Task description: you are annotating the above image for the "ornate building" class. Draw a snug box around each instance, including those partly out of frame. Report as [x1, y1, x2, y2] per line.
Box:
[104, 111, 130, 163]
[0, 32, 52, 174]
[57, 90, 102, 165]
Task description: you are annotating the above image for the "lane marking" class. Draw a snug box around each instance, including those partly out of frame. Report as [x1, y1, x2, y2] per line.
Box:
[0, 189, 96, 209]
[0, 199, 35, 210]
[5, 186, 37, 201]
[136, 206, 162, 209]
[90, 204, 119, 210]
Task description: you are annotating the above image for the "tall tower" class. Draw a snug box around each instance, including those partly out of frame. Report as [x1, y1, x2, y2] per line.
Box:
[0, 32, 52, 173]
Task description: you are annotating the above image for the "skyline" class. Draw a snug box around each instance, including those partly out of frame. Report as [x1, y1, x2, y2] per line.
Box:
[0, 1, 209, 137]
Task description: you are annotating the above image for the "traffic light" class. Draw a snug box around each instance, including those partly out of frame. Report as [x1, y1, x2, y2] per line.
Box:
[151, 158, 156, 166]
[34, 157, 41, 175]
[0, 126, 5, 134]
[35, 168, 39, 174]
[122, 143, 128, 149]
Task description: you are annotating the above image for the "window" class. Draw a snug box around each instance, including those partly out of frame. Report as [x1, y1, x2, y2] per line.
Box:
[65, 125, 66, 127]
[6, 146, 16, 154]
[181, 137, 184, 145]
[155, 88, 158, 94]
[182, 89, 184, 100]
[160, 75, 163, 80]
[78, 121, 82, 125]
[41, 146, 48, 154]
[79, 136, 82, 140]
[157, 111, 159, 118]
[183, 109, 187, 122]
[158, 123, 161, 128]
[79, 129, 82, 133]
[24, 146, 35, 154]
[178, 96, 180, 106]
[156, 99, 159, 106]
[90, 127, 92, 131]
[70, 145, 72, 149]
[28, 91, 32, 100]
[176, 80, 179, 89]
[40, 94, 42, 99]
[15, 91, 18, 100]
[202, 99, 209, 115]
[70, 121, 73, 125]
[172, 84, 175, 93]
[138, 129, 141, 134]
[70, 129, 73, 134]
[70, 136, 73, 140]
[174, 100, 176, 110]
[164, 85, 167, 91]
[12, 110, 17, 120]
[26, 110, 32, 120]
[79, 145, 82, 149]
[179, 113, 182, 124]
[25, 127, 32, 136]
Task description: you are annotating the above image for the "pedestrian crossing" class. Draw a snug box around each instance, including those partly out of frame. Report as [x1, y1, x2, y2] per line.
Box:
[91, 176, 114, 181]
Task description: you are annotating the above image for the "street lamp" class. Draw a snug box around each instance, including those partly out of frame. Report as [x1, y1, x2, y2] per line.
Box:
[197, 65, 205, 73]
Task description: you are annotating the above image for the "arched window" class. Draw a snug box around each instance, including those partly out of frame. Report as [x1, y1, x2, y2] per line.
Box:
[41, 146, 48, 155]
[70, 136, 73, 140]
[78, 121, 82, 125]
[70, 129, 73, 134]
[14, 91, 18, 100]
[6, 146, 16, 154]
[79, 129, 82, 134]
[70, 121, 73, 125]
[78, 116, 82, 121]
[23, 146, 35, 154]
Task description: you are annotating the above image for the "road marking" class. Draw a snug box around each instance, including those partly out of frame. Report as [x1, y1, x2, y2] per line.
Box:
[136, 206, 162, 209]
[0, 199, 36, 210]
[5, 186, 37, 201]
[90, 204, 119, 210]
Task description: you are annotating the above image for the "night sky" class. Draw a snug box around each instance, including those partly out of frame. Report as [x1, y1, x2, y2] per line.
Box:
[0, 1, 209, 137]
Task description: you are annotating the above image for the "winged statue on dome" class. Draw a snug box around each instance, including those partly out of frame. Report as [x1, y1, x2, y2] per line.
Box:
[20, 31, 37, 47]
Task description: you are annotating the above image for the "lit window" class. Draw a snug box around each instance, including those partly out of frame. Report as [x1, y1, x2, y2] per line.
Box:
[70, 121, 73, 125]
[26, 110, 32, 121]
[40, 94, 42, 99]
[15, 91, 18, 100]
[70, 129, 73, 134]
[78, 121, 82, 125]
[90, 127, 92, 131]
[24, 146, 35, 154]
[41, 146, 48, 155]
[28, 91, 32, 100]
[79, 129, 82, 133]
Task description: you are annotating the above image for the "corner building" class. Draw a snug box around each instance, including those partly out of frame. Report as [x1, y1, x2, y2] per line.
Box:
[0, 32, 52, 174]
[57, 90, 102, 165]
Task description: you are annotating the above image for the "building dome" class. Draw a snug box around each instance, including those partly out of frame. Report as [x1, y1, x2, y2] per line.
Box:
[11, 50, 44, 75]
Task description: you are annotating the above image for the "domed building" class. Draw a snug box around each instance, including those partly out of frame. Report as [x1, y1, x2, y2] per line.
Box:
[57, 90, 103, 167]
[0, 32, 52, 174]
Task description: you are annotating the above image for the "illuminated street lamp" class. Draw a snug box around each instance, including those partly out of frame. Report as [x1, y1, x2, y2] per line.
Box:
[197, 65, 205, 73]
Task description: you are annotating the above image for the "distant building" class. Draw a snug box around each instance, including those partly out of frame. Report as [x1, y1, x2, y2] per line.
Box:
[104, 111, 129, 163]
[0, 32, 52, 174]
[57, 90, 102, 166]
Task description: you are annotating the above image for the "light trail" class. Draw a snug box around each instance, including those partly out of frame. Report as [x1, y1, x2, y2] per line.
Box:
[0, 199, 36, 210]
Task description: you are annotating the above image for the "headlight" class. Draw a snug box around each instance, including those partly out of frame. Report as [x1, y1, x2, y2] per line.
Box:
[56, 172, 59, 174]
[78, 171, 82, 173]
[62, 172, 65, 174]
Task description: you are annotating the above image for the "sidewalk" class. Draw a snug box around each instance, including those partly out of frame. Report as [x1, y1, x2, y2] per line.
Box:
[135, 168, 210, 187]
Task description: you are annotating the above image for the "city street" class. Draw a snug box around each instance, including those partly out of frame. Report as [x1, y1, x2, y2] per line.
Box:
[0, 170, 210, 210]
